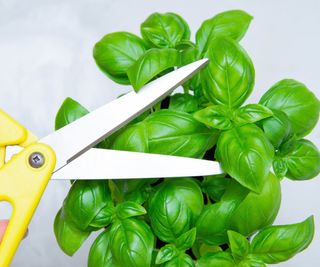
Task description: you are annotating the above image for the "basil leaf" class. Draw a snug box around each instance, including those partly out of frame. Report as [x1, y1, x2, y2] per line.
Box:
[196, 10, 253, 55]
[227, 230, 249, 261]
[194, 105, 233, 130]
[196, 181, 249, 246]
[202, 37, 255, 108]
[250, 216, 315, 264]
[233, 104, 273, 126]
[93, 32, 147, 84]
[141, 12, 190, 48]
[88, 230, 114, 267]
[201, 175, 230, 202]
[145, 110, 219, 158]
[115, 201, 146, 220]
[197, 252, 235, 267]
[165, 253, 195, 267]
[175, 228, 197, 251]
[272, 157, 288, 178]
[282, 139, 320, 180]
[54, 208, 90, 256]
[259, 109, 292, 148]
[192, 240, 222, 259]
[169, 93, 199, 113]
[148, 178, 203, 243]
[64, 180, 113, 230]
[55, 97, 89, 130]
[110, 218, 154, 267]
[215, 124, 274, 192]
[156, 244, 178, 264]
[260, 79, 320, 138]
[127, 48, 179, 91]
[229, 173, 281, 236]
[238, 257, 266, 267]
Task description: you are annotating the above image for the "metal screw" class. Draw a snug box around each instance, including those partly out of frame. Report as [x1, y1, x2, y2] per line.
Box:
[29, 152, 45, 168]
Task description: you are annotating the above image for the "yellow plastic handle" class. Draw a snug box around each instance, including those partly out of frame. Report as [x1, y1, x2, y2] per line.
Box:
[0, 143, 56, 267]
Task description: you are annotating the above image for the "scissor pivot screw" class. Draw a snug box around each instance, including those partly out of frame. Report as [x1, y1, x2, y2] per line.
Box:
[29, 152, 45, 168]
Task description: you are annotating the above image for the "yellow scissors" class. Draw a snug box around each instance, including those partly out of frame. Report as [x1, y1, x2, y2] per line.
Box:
[0, 58, 222, 266]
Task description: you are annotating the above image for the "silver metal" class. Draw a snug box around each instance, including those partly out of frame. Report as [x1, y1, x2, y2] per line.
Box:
[51, 148, 223, 180]
[29, 152, 45, 168]
[39, 58, 209, 173]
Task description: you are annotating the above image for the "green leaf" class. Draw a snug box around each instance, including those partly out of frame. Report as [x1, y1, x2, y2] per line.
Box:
[260, 79, 320, 138]
[250, 216, 315, 264]
[196, 181, 249, 246]
[196, 10, 253, 55]
[197, 252, 235, 267]
[282, 139, 320, 180]
[194, 105, 233, 130]
[127, 48, 179, 91]
[202, 37, 255, 108]
[237, 257, 266, 267]
[93, 32, 147, 84]
[259, 109, 292, 148]
[110, 218, 155, 267]
[215, 124, 274, 192]
[227, 230, 249, 261]
[165, 253, 195, 267]
[88, 230, 114, 267]
[272, 157, 288, 178]
[169, 93, 199, 113]
[233, 104, 273, 126]
[55, 97, 89, 130]
[192, 240, 222, 259]
[201, 175, 230, 202]
[175, 228, 197, 251]
[90, 204, 114, 228]
[54, 208, 90, 256]
[148, 178, 203, 243]
[141, 12, 190, 48]
[64, 180, 113, 230]
[229, 173, 281, 236]
[115, 201, 146, 220]
[156, 244, 179, 264]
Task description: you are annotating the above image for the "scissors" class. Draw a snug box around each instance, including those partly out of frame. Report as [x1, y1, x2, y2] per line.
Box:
[0, 58, 223, 266]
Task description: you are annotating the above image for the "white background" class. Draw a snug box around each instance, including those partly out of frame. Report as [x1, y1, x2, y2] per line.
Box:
[0, 0, 319, 266]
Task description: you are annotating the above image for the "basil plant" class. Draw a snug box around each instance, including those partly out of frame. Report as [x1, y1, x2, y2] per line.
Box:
[53, 10, 320, 267]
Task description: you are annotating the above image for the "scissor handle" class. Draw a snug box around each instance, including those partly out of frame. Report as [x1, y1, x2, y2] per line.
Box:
[0, 143, 56, 266]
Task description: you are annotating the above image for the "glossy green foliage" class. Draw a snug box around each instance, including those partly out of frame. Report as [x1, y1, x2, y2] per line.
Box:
[93, 32, 147, 84]
[55, 97, 89, 130]
[112, 110, 219, 158]
[201, 175, 230, 202]
[169, 93, 199, 113]
[194, 105, 233, 130]
[197, 252, 235, 267]
[148, 178, 203, 243]
[175, 228, 197, 251]
[250, 216, 315, 264]
[109, 218, 154, 267]
[127, 48, 179, 91]
[227, 230, 250, 262]
[196, 173, 281, 246]
[141, 12, 190, 48]
[64, 180, 113, 230]
[88, 230, 114, 267]
[54, 208, 90, 256]
[196, 10, 253, 55]
[260, 79, 320, 138]
[202, 37, 255, 108]
[228, 173, 281, 236]
[278, 139, 320, 180]
[259, 109, 292, 148]
[216, 124, 274, 192]
[233, 104, 273, 127]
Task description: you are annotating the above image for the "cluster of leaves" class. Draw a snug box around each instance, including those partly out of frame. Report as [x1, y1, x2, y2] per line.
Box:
[54, 10, 320, 267]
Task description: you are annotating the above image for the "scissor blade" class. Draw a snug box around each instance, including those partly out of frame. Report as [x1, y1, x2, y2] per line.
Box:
[51, 148, 223, 179]
[40, 59, 209, 173]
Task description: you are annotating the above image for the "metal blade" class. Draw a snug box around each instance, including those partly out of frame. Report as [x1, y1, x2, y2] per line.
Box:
[39, 59, 209, 173]
[51, 148, 223, 179]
